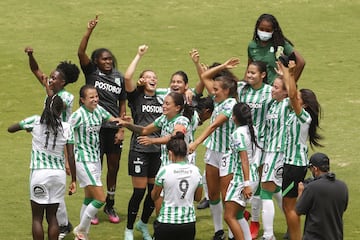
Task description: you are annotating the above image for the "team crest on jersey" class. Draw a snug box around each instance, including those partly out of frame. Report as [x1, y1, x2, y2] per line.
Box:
[115, 78, 121, 86]
[33, 184, 47, 199]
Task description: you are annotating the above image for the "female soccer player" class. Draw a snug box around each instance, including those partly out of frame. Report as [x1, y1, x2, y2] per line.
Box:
[24, 48, 80, 238]
[238, 61, 273, 239]
[152, 132, 203, 240]
[279, 60, 322, 240]
[224, 102, 261, 240]
[246, 13, 305, 85]
[188, 57, 239, 240]
[123, 45, 162, 240]
[78, 16, 126, 223]
[69, 85, 122, 239]
[8, 95, 77, 240]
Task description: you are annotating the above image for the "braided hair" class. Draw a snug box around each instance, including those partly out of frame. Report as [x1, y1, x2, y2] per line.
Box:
[232, 102, 261, 151]
[40, 95, 64, 149]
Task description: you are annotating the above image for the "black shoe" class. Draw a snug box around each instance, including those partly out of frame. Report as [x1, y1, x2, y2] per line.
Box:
[197, 198, 210, 209]
[58, 221, 73, 240]
[213, 230, 225, 240]
[283, 230, 290, 239]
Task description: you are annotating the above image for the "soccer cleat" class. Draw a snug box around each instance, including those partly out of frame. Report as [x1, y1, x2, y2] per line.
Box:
[73, 225, 88, 240]
[135, 220, 152, 240]
[58, 221, 73, 240]
[197, 198, 210, 209]
[250, 221, 260, 239]
[212, 230, 225, 240]
[90, 215, 99, 225]
[283, 230, 289, 239]
[124, 228, 134, 240]
[104, 206, 120, 223]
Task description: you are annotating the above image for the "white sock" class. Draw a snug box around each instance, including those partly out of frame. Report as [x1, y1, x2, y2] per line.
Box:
[80, 204, 87, 220]
[251, 195, 261, 222]
[238, 218, 252, 240]
[203, 171, 209, 200]
[209, 201, 223, 232]
[79, 202, 99, 232]
[274, 190, 283, 210]
[56, 199, 68, 226]
[262, 199, 275, 237]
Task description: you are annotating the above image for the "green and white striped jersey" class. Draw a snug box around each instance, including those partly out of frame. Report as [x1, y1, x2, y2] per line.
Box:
[154, 114, 190, 165]
[69, 105, 111, 163]
[264, 98, 290, 152]
[57, 89, 74, 122]
[204, 97, 236, 153]
[155, 161, 202, 224]
[237, 81, 273, 147]
[20, 115, 74, 170]
[284, 108, 312, 166]
[230, 125, 259, 183]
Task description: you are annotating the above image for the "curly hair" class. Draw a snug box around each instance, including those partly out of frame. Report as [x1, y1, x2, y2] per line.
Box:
[56, 61, 80, 86]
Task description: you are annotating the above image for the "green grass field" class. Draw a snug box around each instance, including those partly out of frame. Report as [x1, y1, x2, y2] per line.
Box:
[1, 0, 359, 239]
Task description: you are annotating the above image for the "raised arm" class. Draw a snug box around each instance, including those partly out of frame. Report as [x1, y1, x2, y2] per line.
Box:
[24, 47, 45, 85]
[279, 61, 302, 115]
[78, 15, 98, 67]
[201, 57, 240, 95]
[189, 49, 207, 96]
[124, 45, 149, 92]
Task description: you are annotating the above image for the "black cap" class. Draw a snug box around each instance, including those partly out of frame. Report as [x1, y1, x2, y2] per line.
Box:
[309, 152, 330, 171]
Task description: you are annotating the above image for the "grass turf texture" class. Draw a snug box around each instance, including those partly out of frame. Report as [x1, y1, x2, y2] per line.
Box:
[0, 0, 359, 239]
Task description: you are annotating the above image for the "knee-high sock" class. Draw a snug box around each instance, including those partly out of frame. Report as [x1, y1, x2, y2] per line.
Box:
[79, 200, 104, 233]
[251, 195, 261, 222]
[56, 199, 68, 226]
[203, 171, 209, 200]
[274, 187, 283, 211]
[127, 188, 146, 229]
[261, 189, 275, 238]
[238, 218, 252, 240]
[141, 183, 155, 223]
[80, 198, 93, 221]
[209, 199, 223, 232]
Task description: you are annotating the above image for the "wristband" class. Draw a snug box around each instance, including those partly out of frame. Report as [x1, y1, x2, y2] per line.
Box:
[244, 181, 250, 187]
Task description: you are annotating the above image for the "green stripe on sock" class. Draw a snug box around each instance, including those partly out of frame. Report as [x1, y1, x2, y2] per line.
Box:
[91, 200, 105, 209]
[209, 199, 221, 205]
[260, 189, 273, 200]
[83, 198, 93, 205]
[236, 211, 244, 220]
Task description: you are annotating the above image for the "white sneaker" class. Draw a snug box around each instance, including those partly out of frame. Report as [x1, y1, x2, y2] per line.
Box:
[124, 228, 134, 240]
[135, 221, 152, 240]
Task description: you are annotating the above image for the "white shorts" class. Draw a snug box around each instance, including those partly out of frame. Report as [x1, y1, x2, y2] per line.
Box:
[30, 169, 66, 204]
[205, 149, 234, 177]
[76, 161, 102, 188]
[261, 152, 284, 187]
[225, 179, 258, 207]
